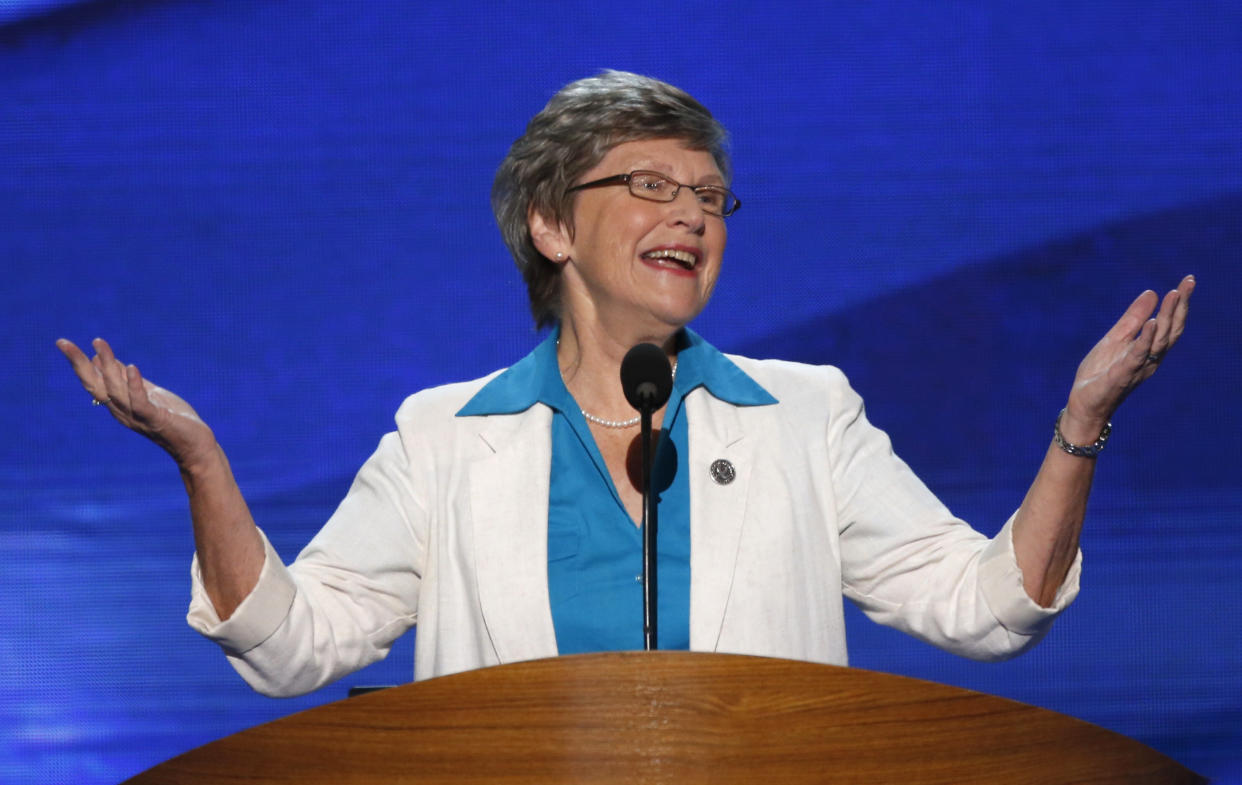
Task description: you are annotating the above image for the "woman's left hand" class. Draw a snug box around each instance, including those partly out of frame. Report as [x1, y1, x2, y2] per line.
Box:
[1061, 275, 1195, 436]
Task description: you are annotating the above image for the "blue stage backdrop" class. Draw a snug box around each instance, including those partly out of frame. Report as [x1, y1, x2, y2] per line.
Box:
[3, 2, 1240, 782]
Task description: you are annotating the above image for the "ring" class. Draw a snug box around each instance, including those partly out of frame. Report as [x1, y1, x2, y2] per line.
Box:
[1145, 353, 1164, 364]
[92, 397, 111, 406]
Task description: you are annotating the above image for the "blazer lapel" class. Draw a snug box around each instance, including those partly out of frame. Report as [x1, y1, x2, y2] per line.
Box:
[686, 390, 758, 651]
[468, 404, 559, 663]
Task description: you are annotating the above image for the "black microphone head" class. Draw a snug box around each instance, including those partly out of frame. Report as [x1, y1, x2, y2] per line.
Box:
[621, 343, 673, 413]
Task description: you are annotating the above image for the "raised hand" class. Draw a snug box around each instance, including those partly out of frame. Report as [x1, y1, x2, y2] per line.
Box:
[56, 337, 217, 469]
[1010, 275, 1195, 605]
[58, 337, 264, 617]
[1062, 275, 1195, 435]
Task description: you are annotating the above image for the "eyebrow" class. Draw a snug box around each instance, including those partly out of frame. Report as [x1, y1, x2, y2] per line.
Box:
[627, 161, 725, 186]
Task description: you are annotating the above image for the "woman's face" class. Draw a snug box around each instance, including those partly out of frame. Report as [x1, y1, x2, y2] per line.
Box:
[550, 138, 728, 336]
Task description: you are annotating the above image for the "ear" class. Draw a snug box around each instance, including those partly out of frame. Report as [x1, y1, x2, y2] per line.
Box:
[528, 207, 571, 263]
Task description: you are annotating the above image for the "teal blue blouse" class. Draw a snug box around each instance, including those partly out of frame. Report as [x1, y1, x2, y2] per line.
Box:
[457, 328, 775, 653]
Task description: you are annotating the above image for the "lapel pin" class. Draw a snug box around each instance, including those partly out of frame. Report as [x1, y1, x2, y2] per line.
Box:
[709, 458, 736, 485]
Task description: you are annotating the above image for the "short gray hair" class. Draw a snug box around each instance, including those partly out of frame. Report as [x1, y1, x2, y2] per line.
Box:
[492, 70, 731, 328]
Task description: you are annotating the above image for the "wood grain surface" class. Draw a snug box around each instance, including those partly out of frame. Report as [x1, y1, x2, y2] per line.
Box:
[124, 652, 1205, 784]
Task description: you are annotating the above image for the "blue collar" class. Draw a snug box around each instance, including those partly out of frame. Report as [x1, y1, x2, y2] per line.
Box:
[456, 327, 777, 417]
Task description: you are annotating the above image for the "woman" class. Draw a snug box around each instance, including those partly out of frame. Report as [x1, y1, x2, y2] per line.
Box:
[57, 71, 1194, 696]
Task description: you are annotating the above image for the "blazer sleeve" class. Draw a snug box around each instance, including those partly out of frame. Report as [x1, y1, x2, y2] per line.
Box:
[186, 428, 424, 696]
[824, 366, 1080, 661]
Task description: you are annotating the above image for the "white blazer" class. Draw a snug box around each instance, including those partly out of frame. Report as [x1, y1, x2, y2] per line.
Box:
[189, 357, 1078, 697]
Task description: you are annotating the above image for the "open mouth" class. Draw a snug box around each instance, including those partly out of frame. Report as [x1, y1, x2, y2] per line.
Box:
[640, 248, 699, 271]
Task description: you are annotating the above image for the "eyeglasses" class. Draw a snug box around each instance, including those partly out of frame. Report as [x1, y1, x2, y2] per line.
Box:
[566, 170, 741, 217]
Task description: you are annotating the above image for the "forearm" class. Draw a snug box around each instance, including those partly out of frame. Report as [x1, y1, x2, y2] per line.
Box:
[1011, 277, 1195, 607]
[180, 443, 265, 620]
[1011, 410, 1103, 607]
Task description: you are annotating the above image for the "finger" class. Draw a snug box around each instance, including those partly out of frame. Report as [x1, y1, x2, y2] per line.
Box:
[1129, 318, 1168, 383]
[1167, 274, 1195, 345]
[56, 337, 87, 365]
[125, 363, 158, 424]
[1127, 318, 1158, 369]
[1148, 288, 1180, 357]
[92, 338, 131, 408]
[1105, 289, 1159, 342]
[56, 338, 108, 398]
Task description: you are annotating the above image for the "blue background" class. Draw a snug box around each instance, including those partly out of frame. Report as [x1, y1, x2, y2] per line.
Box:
[2, 1, 1240, 782]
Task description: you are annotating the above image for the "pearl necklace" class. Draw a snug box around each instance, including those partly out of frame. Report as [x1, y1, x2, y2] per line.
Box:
[579, 359, 678, 428]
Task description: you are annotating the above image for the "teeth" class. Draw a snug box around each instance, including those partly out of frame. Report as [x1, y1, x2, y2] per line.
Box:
[642, 249, 698, 268]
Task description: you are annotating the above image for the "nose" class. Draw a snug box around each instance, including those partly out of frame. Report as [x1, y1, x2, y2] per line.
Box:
[667, 187, 707, 234]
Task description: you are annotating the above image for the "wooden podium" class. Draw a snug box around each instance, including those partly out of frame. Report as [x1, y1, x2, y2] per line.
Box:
[124, 652, 1203, 784]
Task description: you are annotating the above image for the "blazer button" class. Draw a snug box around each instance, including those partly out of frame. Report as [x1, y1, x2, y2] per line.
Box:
[709, 459, 735, 485]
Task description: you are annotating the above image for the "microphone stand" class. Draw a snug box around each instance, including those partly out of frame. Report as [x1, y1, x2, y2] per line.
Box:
[621, 342, 671, 653]
[639, 403, 657, 651]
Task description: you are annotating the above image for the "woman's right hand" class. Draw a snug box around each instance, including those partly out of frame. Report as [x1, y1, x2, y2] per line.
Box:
[59, 337, 265, 618]
[57, 337, 218, 470]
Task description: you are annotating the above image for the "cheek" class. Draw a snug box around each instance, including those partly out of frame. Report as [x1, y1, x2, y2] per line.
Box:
[704, 230, 726, 291]
[599, 210, 655, 259]
[703, 265, 723, 296]
[707, 227, 727, 271]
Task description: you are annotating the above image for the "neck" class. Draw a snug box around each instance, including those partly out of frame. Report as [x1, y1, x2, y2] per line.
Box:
[557, 315, 679, 422]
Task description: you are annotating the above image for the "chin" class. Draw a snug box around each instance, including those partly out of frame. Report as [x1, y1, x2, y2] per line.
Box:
[645, 299, 709, 331]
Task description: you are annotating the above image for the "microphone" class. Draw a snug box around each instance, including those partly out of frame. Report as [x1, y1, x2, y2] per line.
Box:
[621, 343, 673, 413]
[620, 343, 673, 652]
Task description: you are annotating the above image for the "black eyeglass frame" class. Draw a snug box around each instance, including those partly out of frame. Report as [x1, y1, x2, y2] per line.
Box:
[566, 170, 741, 217]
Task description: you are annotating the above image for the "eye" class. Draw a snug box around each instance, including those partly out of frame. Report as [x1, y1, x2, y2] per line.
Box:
[632, 173, 670, 192]
[697, 188, 727, 210]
